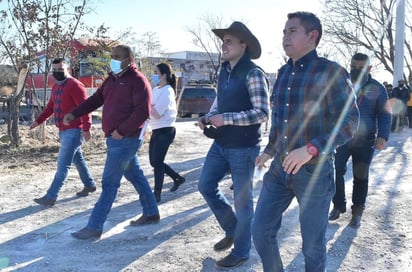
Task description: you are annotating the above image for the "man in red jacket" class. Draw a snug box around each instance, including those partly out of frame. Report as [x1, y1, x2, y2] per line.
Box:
[64, 44, 160, 240]
[31, 58, 96, 206]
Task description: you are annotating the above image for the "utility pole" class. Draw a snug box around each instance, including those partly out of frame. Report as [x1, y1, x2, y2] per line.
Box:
[393, 0, 406, 86]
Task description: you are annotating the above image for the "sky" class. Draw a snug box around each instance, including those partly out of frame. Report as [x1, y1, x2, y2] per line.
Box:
[86, 0, 323, 73]
[0, 0, 396, 81]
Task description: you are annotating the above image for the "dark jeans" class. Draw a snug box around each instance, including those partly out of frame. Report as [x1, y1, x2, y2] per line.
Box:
[149, 127, 180, 193]
[333, 139, 375, 211]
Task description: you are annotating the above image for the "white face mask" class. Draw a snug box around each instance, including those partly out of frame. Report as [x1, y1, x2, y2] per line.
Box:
[110, 59, 123, 74]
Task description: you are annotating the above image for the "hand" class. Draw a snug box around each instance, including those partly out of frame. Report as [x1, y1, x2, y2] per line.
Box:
[256, 153, 271, 168]
[82, 131, 91, 142]
[29, 121, 39, 130]
[111, 129, 123, 140]
[198, 116, 209, 130]
[374, 137, 387, 150]
[208, 114, 224, 127]
[150, 107, 160, 119]
[63, 113, 75, 126]
[282, 146, 313, 174]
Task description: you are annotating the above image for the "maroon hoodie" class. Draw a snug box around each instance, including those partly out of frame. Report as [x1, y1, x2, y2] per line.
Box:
[71, 64, 151, 137]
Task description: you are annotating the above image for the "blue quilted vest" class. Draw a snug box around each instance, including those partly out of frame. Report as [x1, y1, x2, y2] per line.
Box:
[215, 55, 261, 148]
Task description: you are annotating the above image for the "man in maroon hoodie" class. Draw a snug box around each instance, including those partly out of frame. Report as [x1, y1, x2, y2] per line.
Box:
[31, 58, 96, 206]
[64, 44, 160, 240]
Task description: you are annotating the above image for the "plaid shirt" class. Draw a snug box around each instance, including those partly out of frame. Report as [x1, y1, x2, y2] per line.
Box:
[207, 67, 269, 126]
[264, 50, 359, 158]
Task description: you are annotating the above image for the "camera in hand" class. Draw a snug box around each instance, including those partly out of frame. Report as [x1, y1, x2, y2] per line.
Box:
[200, 117, 221, 139]
[203, 125, 220, 139]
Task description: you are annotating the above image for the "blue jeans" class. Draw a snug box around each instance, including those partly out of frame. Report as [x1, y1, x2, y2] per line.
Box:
[333, 139, 375, 210]
[87, 136, 159, 231]
[198, 142, 259, 259]
[252, 155, 334, 272]
[149, 127, 180, 193]
[46, 128, 95, 200]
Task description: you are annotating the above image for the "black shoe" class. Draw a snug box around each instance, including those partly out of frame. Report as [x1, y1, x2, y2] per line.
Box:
[349, 214, 362, 228]
[213, 236, 234, 251]
[129, 214, 160, 226]
[215, 253, 248, 269]
[154, 191, 161, 203]
[71, 227, 102, 240]
[34, 196, 56, 206]
[328, 207, 346, 221]
[76, 186, 97, 197]
[170, 176, 185, 192]
[349, 206, 364, 228]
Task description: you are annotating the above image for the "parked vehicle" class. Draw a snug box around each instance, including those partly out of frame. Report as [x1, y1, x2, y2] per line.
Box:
[177, 84, 216, 118]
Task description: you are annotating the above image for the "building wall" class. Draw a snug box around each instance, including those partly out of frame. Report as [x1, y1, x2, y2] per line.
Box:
[140, 51, 278, 93]
[141, 51, 220, 91]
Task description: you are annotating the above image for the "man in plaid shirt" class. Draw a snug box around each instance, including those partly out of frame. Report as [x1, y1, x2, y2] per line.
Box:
[252, 12, 359, 272]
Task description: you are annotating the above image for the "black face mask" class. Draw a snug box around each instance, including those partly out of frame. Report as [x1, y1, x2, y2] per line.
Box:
[350, 68, 365, 83]
[399, 84, 404, 88]
[53, 71, 66, 81]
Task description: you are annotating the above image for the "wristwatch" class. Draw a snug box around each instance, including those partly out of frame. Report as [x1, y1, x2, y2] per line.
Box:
[306, 143, 319, 157]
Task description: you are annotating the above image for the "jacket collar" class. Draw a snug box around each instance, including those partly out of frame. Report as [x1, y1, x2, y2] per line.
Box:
[222, 53, 251, 73]
[287, 50, 318, 68]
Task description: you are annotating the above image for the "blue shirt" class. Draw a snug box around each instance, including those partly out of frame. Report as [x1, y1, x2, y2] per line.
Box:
[264, 50, 359, 158]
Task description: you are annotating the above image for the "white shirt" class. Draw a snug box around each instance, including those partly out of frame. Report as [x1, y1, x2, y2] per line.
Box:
[150, 84, 177, 130]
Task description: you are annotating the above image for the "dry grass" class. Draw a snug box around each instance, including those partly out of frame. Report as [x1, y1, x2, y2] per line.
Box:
[0, 122, 108, 173]
[0, 118, 152, 174]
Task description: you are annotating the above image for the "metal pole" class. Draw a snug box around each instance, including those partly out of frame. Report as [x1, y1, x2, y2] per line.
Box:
[393, 0, 406, 86]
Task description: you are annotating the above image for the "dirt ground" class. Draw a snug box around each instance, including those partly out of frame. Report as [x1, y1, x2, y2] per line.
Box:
[0, 119, 411, 272]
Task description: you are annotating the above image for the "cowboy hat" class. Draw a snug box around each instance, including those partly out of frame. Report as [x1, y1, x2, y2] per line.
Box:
[212, 21, 262, 59]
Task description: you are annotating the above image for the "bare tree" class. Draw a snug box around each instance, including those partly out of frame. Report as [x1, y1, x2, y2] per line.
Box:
[0, 0, 96, 146]
[77, 24, 137, 79]
[134, 31, 163, 78]
[186, 14, 223, 83]
[321, 0, 412, 81]
[136, 32, 162, 57]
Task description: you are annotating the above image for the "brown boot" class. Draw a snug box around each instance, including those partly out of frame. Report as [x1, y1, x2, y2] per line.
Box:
[34, 196, 56, 206]
[213, 236, 234, 251]
[129, 214, 160, 226]
[76, 186, 96, 197]
[71, 227, 102, 240]
[216, 253, 248, 269]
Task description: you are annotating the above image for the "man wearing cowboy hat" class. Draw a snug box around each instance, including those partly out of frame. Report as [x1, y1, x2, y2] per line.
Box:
[197, 21, 269, 269]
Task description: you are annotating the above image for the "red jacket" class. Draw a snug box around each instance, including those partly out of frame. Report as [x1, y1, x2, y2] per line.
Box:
[36, 77, 92, 132]
[71, 64, 151, 137]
